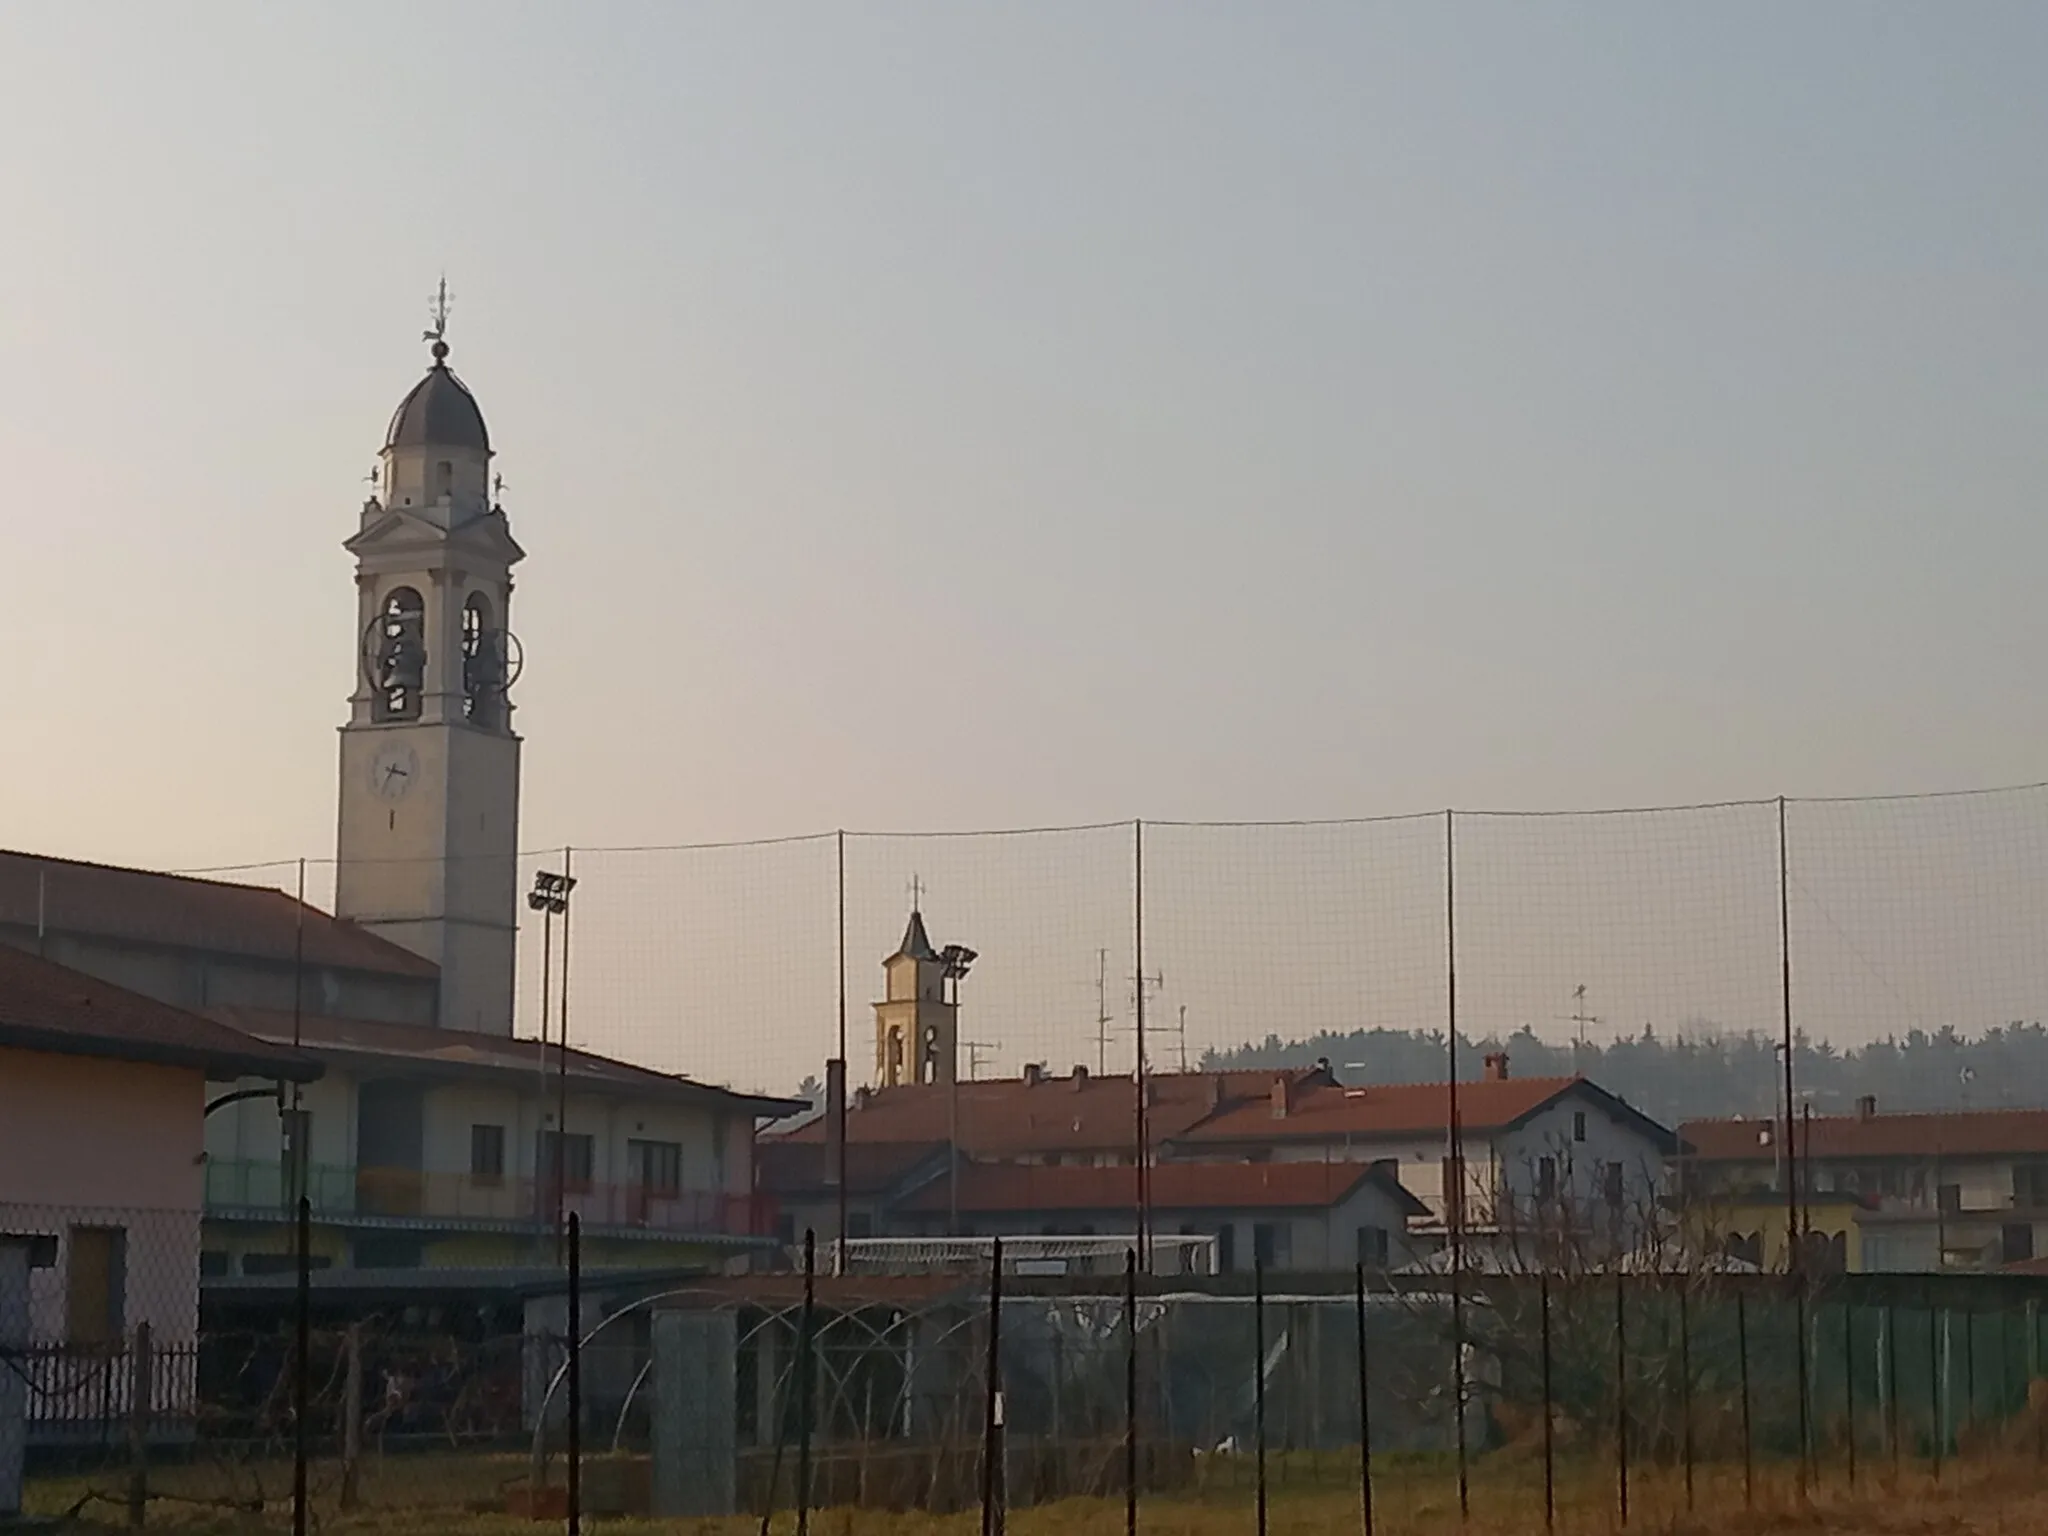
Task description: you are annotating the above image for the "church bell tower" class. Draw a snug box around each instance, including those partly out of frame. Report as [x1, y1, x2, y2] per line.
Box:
[334, 289, 525, 1034]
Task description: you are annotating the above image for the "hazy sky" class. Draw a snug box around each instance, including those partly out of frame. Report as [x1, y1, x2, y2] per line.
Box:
[4, 5, 2046, 872]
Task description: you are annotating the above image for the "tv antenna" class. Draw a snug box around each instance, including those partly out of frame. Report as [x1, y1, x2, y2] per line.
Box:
[963, 1040, 997, 1081]
[1558, 983, 1603, 1065]
[1093, 949, 1113, 1076]
[1129, 969, 1164, 1073]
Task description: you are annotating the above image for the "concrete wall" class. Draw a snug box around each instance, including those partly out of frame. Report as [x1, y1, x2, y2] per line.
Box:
[0, 1047, 204, 1343]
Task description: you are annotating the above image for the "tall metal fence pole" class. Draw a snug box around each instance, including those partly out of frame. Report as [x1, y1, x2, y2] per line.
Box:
[1254, 1260, 1268, 1536]
[567, 1211, 581, 1536]
[1930, 1302, 1943, 1484]
[1885, 1303, 1900, 1481]
[125, 1320, 150, 1528]
[1614, 1269, 1629, 1529]
[1355, 1264, 1374, 1536]
[796, 1230, 816, 1536]
[1444, 807, 1468, 1524]
[1678, 1280, 1694, 1511]
[1777, 796, 1810, 1503]
[1540, 1271, 1555, 1532]
[1123, 1248, 1138, 1536]
[1843, 1299, 1857, 1487]
[981, 1237, 1005, 1536]
[293, 1194, 310, 1536]
[1737, 1291, 1753, 1510]
[339, 1323, 362, 1513]
[1132, 820, 1149, 1273]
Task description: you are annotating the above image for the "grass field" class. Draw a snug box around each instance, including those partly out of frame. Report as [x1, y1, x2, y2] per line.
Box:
[25, 1449, 2048, 1536]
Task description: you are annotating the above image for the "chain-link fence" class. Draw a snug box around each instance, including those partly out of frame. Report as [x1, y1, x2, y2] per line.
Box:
[17, 1226, 2048, 1531]
[137, 784, 2048, 1118]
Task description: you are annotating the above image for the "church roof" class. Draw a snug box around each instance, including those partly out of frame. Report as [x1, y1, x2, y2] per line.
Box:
[891, 910, 938, 963]
[384, 354, 490, 453]
[205, 1005, 806, 1116]
[0, 849, 440, 981]
[0, 944, 320, 1083]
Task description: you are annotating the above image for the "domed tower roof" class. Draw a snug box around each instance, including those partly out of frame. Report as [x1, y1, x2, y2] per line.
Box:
[384, 339, 490, 453]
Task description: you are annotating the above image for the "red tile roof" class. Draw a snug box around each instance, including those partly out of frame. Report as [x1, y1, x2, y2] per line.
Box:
[1683, 1109, 2048, 1163]
[205, 1005, 803, 1114]
[755, 1139, 950, 1197]
[1178, 1076, 1587, 1145]
[901, 1159, 1427, 1217]
[0, 945, 318, 1082]
[773, 1067, 1332, 1158]
[0, 849, 438, 979]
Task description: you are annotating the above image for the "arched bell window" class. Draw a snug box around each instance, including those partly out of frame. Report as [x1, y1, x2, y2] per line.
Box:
[461, 593, 501, 727]
[373, 587, 426, 721]
[436, 460, 454, 501]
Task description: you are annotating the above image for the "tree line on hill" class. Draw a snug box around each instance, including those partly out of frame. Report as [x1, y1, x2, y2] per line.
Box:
[1200, 1021, 2048, 1128]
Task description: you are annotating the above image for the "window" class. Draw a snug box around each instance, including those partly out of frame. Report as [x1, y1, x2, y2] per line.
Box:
[470, 1124, 506, 1184]
[436, 460, 454, 500]
[461, 593, 503, 727]
[1537, 1156, 1558, 1202]
[847, 1212, 874, 1239]
[1572, 1112, 1588, 1143]
[2004, 1224, 2036, 1264]
[536, 1130, 595, 1192]
[1938, 1182, 1962, 1215]
[372, 587, 427, 721]
[1216, 1224, 1238, 1275]
[199, 1250, 230, 1280]
[2016, 1164, 2048, 1208]
[65, 1226, 126, 1347]
[1603, 1162, 1625, 1207]
[630, 1139, 683, 1197]
[1356, 1225, 1389, 1268]
[281, 1108, 312, 1207]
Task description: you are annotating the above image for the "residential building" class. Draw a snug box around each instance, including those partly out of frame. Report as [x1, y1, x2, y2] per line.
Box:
[1166, 1055, 1678, 1261]
[1681, 1097, 2048, 1272]
[0, 944, 316, 1347]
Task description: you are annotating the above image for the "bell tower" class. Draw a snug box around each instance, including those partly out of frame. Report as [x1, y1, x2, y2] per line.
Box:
[334, 287, 526, 1034]
[873, 908, 975, 1087]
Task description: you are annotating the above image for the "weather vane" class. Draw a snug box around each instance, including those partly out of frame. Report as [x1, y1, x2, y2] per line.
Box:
[907, 874, 925, 912]
[492, 471, 506, 508]
[424, 276, 453, 353]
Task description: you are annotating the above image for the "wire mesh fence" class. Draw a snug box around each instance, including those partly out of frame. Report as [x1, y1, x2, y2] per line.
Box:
[18, 1243, 2048, 1531]
[122, 784, 2048, 1117]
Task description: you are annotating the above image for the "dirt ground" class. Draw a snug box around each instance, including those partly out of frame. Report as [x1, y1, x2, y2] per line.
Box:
[27, 1454, 2048, 1534]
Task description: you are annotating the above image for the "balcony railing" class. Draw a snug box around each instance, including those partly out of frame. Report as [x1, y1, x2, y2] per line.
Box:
[203, 1159, 774, 1238]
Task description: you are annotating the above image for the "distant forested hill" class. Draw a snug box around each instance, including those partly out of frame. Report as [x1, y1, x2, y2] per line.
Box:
[1201, 1022, 2048, 1128]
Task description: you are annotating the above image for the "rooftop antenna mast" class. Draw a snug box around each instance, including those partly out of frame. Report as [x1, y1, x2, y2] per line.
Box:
[1561, 983, 1603, 1070]
[1094, 949, 1113, 1076]
[963, 1041, 997, 1081]
[1129, 969, 1165, 1075]
[1168, 1004, 1190, 1074]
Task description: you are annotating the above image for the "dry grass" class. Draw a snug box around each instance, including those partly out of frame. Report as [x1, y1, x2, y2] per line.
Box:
[26, 1453, 2048, 1535]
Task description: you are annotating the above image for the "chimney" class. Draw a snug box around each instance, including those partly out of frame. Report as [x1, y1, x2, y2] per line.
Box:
[1270, 1076, 1290, 1120]
[1208, 1074, 1225, 1111]
[853, 1086, 871, 1112]
[1023, 1063, 1044, 1087]
[1072, 1065, 1089, 1090]
[1483, 1052, 1509, 1083]
[1314, 1055, 1332, 1081]
[1857, 1095, 1877, 1122]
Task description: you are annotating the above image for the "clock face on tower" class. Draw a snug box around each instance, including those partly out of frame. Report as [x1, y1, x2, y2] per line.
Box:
[369, 742, 420, 801]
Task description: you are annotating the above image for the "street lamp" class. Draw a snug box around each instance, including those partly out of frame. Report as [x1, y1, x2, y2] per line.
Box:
[529, 868, 577, 1259]
[936, 943, 977, 1238]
